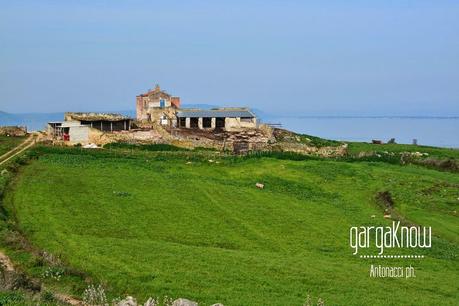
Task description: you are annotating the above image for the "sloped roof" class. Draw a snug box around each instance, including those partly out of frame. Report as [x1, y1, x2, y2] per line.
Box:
[176, 108, 256, 118]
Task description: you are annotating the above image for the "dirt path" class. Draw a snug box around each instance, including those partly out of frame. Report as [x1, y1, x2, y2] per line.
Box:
[0, 249, 84, 305]
[0, 134, 37, 166]
[0, 135, 84, 305]
[53, 292, 84, 305]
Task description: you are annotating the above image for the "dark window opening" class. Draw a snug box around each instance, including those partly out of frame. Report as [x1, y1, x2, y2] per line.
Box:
[240, 117, 253, 123]
[190, 118, 199, 128]
[179, 117, 186, 128]
[216, 117, 225, 128]
[203, 117, 212, 128]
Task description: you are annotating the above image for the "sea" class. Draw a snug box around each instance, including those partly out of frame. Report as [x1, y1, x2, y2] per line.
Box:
[1, 112, 458, 148]
[266, 116, 459, 148]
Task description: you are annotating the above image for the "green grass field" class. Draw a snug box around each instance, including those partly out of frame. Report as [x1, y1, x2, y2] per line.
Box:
[347, 141, 459, 159]
[0, 135, 26, 156]
[3, 147, 459, 305]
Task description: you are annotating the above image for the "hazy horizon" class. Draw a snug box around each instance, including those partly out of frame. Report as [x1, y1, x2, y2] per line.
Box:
[1, 1, 458, 116]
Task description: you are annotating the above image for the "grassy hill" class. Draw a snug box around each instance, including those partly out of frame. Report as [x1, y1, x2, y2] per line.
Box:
[1, 146, 458, 305]
[0, 135, 26, 156]
[347, 142, 459, 159]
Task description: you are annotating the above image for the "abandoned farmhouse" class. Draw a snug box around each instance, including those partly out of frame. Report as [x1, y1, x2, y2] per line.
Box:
[48, 112, 131, 143]
[48, 85, 258, 144]
[136, 85, 257, 130]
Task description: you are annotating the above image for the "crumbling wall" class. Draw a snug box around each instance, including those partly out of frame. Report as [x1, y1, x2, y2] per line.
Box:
[224, 117, 258, 131]
[273, 142, 348, 157]
[88, 129, 165, 146]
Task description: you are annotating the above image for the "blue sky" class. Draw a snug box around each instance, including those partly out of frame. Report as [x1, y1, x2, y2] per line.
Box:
[0, 0, 458, 115]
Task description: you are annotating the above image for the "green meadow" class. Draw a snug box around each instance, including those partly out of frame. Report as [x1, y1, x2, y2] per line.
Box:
[2, 147, 459, 305]
[0, 135, 26, 156]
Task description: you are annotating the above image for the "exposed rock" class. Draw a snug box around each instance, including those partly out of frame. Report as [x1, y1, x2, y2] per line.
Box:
[116, 296, 137, 306]
[0, 126, 27, 136]
[211, 304, 224, 306]
[82, 143, 99, 149]
[172, 298, 198, 306]
[144, 297, 158, 306]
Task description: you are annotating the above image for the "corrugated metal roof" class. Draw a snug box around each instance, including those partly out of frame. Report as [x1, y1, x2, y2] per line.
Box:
[176, 109, 255, 118]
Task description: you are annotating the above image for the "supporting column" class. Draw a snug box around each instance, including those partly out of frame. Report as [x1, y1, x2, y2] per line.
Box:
[185, 118, 190, 128]
[110, 122, 113, 132]
[211, 117, 216, 129]
[198, 117, 203, 129]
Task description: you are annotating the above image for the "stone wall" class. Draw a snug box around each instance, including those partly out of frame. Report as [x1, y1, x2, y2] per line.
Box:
[224, 117, 258, 131]
[0, 126, 27, 136]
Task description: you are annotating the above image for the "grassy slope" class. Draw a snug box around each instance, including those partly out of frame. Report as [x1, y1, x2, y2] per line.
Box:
[347, 142, 459, 159]
[0, 135, 26, 156]
[3, 149, 459, 305]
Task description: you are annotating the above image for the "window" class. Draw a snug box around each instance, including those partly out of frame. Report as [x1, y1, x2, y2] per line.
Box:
[216, 117, 225, 128]
[203, 117, 212, 128]
[240, 117, 253, 123]
[190, 118, 199, 128]
[160, 115, 168, 125]
[159, 99, 165, 108]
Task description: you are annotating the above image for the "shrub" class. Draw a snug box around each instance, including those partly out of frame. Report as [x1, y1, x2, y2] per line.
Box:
[41, 291, 55, 303]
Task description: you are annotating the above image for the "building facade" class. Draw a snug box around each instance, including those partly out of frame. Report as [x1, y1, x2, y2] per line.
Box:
[136, 85, 181, 125]
[135, 85, 257, 131]
[48, 112, 131, 144]
[176, 108, 257, 131]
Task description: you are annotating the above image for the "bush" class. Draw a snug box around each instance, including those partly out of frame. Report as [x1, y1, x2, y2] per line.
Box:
[104, 143, 188, 152]
[0, 291, 25, 305]
[41, 291, 55, 303]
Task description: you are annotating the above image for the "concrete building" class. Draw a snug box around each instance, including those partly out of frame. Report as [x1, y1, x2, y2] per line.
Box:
[48, 112, 131, 144]
[64, 112, 131, 132]
[176, 108, 257, 131]
[135, 85, 258, 131]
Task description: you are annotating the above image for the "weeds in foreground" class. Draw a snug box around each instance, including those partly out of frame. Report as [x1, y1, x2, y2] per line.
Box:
[83, 284, 107, 306]
[303, 294, 325, 306]
[41, 266, 64, 281]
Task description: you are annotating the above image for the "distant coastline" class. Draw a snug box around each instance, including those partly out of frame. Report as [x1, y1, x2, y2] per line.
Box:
[1, 110, 458, 148]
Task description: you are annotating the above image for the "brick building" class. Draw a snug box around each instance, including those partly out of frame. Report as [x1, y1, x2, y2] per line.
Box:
[136, 84, 257, 131]
[136, 85, 180, 125]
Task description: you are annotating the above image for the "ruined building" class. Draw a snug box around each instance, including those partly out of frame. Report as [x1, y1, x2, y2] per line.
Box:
[136, 85, 181, 125]
[176, 108, 256, 130]
[48, 112, 131, 144]
[136, 85, 257, 131]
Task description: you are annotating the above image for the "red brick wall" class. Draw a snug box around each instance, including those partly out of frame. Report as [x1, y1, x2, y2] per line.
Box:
[171, 96, 181, 108]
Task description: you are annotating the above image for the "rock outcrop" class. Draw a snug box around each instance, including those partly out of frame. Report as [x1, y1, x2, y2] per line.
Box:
[171, 298, 198, 306]
[116, 296, 137, 306]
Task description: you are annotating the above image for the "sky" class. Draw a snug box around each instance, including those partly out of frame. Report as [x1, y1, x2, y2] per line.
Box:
[0, 0, 458, 116]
